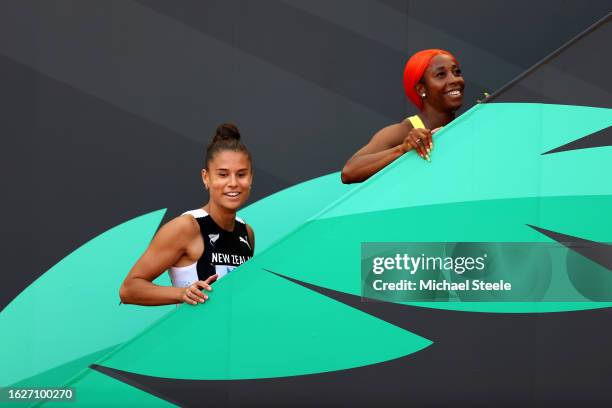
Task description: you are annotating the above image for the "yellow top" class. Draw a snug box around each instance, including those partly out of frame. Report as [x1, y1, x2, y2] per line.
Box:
[406, 114, 425, 129]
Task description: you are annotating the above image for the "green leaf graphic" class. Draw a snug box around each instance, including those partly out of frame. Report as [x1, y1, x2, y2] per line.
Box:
[0, 210, 171, 387]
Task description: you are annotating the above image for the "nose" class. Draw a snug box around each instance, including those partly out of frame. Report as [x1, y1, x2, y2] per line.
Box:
[228, 173, 238, 187]
[449, 71, 464, 86]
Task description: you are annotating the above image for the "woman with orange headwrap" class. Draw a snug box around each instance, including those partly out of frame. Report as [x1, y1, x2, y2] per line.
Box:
[341, 49, 464, 183]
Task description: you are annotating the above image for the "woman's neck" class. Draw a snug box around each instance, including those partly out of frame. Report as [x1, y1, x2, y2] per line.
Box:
[203, 202, 236, 231]
[419, 106, 455, 130]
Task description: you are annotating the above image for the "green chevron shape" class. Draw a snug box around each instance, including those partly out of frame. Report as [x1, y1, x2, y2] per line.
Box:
[98, 266, 430, 379]
[0, 210, 172, 387]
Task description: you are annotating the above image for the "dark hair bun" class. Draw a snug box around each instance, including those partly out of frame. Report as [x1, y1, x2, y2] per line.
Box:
[213, 123, 241, 143]
[205, 122, 250, 169]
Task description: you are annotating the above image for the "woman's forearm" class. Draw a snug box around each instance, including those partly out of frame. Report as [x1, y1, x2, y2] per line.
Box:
[341, 145, 406, 183]
[119, 278, 183, 306]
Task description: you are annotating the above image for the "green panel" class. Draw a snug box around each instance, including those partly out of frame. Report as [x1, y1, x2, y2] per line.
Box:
[100, 268, 430, 379]
[0, 210, 172, 386]
[321, 103, 612, 219]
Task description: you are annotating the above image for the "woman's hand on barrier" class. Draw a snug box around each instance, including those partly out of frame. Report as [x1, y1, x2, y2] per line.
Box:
[181, 274, 218, 305]
[402, 128, 432, 160]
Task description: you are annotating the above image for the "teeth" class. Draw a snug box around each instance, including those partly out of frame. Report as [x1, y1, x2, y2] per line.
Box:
[225, 192, 240, 197]
[446, 90, 461, 96]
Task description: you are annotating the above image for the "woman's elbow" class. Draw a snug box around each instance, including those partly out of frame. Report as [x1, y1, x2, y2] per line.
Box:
[342, 163, 365, 184]
[341, 163, 356, 184]
[119, 281, 133, 304]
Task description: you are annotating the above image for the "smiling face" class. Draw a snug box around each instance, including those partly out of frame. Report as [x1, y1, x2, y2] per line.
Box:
[202, 150, 252, 212]
[416, 54, 465, 112]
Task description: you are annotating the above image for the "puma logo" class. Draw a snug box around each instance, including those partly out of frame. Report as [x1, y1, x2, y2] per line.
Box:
[239, 236, 251, 250]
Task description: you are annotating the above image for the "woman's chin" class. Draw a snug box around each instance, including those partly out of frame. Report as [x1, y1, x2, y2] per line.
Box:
[446, 99, 463, 111]
[219, 197, 248, 212]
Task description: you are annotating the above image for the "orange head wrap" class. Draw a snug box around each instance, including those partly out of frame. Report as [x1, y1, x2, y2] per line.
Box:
[403, 49, 458, 111]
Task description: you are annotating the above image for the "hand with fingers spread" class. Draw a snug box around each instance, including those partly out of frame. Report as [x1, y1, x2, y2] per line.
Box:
[181, 274, 218, 305]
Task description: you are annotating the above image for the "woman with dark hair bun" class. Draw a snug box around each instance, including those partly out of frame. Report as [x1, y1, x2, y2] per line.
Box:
[119, 123, 255, 306]
[341, 49, 464, 183]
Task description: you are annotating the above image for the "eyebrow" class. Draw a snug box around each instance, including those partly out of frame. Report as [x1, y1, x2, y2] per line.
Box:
[433, 64, 458, 71]
[215, 168, 249, 172]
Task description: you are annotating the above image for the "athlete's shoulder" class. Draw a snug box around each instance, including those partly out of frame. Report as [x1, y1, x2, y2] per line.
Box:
[371, 120, 413, 149]
[166, 212, 200, 236]
[379, 120, 413, 135]
[148, 213, 200, 251]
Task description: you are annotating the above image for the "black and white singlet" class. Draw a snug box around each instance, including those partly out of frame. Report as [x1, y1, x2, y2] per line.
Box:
[168, 209, 253, 288]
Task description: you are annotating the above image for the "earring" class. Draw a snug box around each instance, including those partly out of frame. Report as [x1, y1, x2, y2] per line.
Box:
[421, 93, 426, 98]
